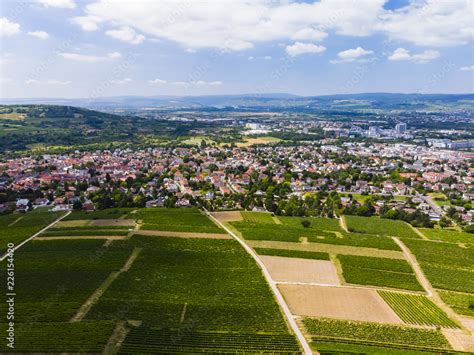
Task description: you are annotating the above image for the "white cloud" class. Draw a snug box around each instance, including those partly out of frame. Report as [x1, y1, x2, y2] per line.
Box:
[58, 51, 121, 63]
[0, 18, 20, 37]
[0, 78, 13, 84]
[338, 47, 373, 59]
[460, 65, 474, 71]
[71, 16, 100, 31]
[191, 81, 222, 86]
[106, 26, 145, 45]
[388, 48, 440, 63]
[248, 56, 272, 60]
[110, 78, 132, 84]
[286, 42, 326, 57]
[27, 30, 49, 40]
[378, 0, 474, 47]
[72, 0, 472, 52]
[25, 79, 71, 85]
[37, 0, 76, 9]
[148, 78, 167, 85]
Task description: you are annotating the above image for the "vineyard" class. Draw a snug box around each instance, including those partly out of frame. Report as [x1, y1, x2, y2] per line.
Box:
[419, 228, 474, 244]
[303, 318, 452, 351]
[0, 207, 64, 253]
[119, 326, 300, 353]
[378, 291, 459, 328]
[254, 247, 330, 260]
[135, 207, 224, 233]
[344, 215, 420, 239]
[241, 211, 276, 224]
[338, 255, 423, 291]
[63, 208, 134, 220]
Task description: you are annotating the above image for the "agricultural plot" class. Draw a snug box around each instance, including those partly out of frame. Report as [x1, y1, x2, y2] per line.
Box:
[119, 327, 300, 353]
[402, 238, 474, 293]
[0, 239, 134, 323]
[378, 291, 459, 328]
[40, 229, 129, 237]
[338, 255, 423, 291]
[0, 321, 115, 353]
[303, 318, 452, 351]
[254, 247, 329, 260]
[419, 228, 474, 244]
[86, 236, 298, 350]
[259, 255, 340, 284]
[279, 285, 401, 324]
[438, 290, 474, 317]
[0, 208, 64, 253]
[63, 208, 134, 220]
[136, 207, 224, 234]
[345, 215, 420, 239]
[231, 219, 400, 251]
[241, 211, 275, 224]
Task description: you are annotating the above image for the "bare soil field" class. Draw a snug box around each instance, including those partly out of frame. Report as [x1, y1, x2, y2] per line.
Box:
[279, 284, 403, 324]
[133, 230, 232, 239]
[211, 211, 243, 222]
[259, 255, 340, 285]
[89, 219, 135, 227]
[247, 240, 405, 259]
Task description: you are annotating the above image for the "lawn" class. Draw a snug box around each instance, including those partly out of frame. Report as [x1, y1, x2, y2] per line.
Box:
[378, 291, 459, 328]
[338, 255, 423, 291]
[345, 215, 420, 239]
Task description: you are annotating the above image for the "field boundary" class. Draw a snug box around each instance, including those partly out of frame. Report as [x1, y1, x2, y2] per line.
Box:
[0, 210, 71, 261]
[70, 247, 142, 322]
[205, 209, 313, 355]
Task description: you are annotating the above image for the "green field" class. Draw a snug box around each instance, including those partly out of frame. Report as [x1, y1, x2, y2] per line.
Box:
[338, 255, 423, 291]
[378, 291, 459, 328]
[254, 247, 330, 260]
[231, 217, 400, 251]
[402, 238, 474, 293]
[40, 229, 130, 237]
[241, 211, 276, 224]
[63, 208, 134, 220]
[419, 228, 474, 244]
[136, 207, 224, 233]
[345, 215, 420, 239]
[438, 290, 474, 317]
[303, 318, 451, 351]
[0, 208, 64, 253]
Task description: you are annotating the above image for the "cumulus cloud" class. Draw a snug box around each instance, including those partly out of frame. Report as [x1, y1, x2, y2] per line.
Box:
[286, 42, 326, 57]
[106, 26, 145, 44]
[70, 0, 472, 53]
[460, 65, 474, 71]
[0, 18, 20, 37]
[58, 51, 121, 62]
[37, 0, 76, 9]
[27, 30, 49, 40]
[388, 48, 440, 63]
[248, 56, 272, 60]
[148, 78, 167, 85]
[331, 46, 374, 63]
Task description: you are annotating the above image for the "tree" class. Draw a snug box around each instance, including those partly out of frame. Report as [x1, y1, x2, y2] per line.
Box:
[301, 220, 311, 228]
[439, 216, 452, 228]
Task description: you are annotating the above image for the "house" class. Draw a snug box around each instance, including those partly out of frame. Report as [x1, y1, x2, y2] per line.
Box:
[16, 198, 30, 212]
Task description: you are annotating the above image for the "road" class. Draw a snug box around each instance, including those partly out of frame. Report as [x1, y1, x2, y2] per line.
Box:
[205, 209, 313, 355]
[0, 210, 71, 261]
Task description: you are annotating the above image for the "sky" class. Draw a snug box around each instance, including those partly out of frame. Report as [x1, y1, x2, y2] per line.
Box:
[0, 0, 473, 99]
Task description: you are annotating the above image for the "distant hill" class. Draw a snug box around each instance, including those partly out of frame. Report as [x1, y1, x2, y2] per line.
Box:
[2, 93, 473, 111]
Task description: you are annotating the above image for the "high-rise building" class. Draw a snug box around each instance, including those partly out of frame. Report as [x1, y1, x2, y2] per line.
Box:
[395, 123, 407, 134]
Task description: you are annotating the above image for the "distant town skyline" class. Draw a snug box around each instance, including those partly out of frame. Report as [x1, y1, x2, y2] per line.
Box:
[1, 0, 473, 98]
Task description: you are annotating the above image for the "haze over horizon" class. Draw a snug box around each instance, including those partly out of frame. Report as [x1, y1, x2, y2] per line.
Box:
[1, 0, 473, 99]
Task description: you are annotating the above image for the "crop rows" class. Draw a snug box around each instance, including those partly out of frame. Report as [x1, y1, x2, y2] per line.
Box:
[438, 290, 474, 317]
[254, 247, 330, 260]
[378, 291, 459, 328]
[241, 211, 276, 224]
[63, 208, 134, 220]
[419, 228, 474, 244]
[136, 207, 223, 233]
[40, 229, 129, 237]
[303, 317, 451, 350]
[119, 327, 300, 353]
[345, 215, 420, 239]
[338, 255, 423, 291]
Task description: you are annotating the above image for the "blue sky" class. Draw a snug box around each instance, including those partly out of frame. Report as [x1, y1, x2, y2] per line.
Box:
[0, 0, 473, 98]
